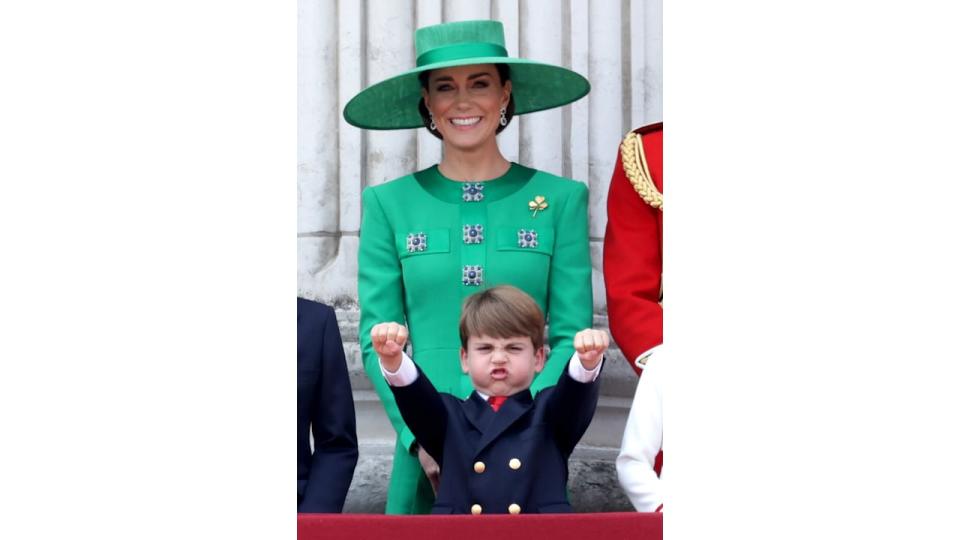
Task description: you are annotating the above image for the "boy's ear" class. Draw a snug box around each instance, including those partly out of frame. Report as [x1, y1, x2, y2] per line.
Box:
[533, 346, 545, 373]
[460, 347, 469, 373]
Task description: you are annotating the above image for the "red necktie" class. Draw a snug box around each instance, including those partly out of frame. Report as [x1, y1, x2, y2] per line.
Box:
[488, 395, 507, 412]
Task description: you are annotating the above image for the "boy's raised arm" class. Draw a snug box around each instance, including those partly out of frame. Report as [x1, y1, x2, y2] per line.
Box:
[547, 328, 609, 453]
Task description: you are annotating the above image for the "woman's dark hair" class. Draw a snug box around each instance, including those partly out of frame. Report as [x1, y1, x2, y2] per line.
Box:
[418, 64, 515, 140]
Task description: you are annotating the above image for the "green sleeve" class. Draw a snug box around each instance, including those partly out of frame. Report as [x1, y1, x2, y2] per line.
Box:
[531, 182, 594, 395]
[357, 187, 417, 452]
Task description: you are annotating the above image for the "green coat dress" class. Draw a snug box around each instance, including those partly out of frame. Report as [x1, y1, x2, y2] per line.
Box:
[358, 162, 593, 514]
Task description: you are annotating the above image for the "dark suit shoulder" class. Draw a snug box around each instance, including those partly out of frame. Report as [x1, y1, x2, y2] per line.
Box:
[297, 297, 334, 320]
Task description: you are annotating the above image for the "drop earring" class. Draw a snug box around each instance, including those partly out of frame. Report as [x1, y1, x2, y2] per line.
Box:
[429, 111, 436, 131]
[499, 107, 507, 127]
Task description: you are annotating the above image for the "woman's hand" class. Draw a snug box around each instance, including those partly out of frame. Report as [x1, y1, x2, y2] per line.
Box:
[371, 322, 408, 372]
[416, 444, 441, 495]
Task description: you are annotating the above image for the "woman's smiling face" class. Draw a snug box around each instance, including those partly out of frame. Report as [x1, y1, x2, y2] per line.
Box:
[422, 64, 511, 151]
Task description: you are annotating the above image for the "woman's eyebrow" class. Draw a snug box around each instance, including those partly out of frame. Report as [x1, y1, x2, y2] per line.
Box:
[431, 72, 493, 83]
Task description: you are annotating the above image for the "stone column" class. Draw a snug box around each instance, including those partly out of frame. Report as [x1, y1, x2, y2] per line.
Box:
[298, 0, 349, 305]
[518, 0, 563, 176]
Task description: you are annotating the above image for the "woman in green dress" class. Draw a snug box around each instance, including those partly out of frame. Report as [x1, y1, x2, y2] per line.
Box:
[343, 19, 593, 515]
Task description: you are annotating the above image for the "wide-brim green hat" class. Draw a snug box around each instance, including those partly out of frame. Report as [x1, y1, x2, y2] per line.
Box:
[343, 20, 590, 130]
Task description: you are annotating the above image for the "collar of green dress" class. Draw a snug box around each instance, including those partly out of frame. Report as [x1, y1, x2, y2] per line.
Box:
[413, 162, 536, 204]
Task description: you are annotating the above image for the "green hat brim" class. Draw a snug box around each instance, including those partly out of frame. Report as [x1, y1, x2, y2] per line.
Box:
[343, 57, 590, 130]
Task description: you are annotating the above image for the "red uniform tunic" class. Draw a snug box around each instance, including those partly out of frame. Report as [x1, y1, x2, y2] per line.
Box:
[605, 123, 664, 480]
[603, 122, 663, 376]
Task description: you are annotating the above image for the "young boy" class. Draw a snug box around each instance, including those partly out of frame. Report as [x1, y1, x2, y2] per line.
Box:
[371, 285, 608, 515]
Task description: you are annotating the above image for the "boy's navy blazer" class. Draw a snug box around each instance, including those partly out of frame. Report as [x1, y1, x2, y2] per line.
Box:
[297, 298, 359, 513]
[390, 362, 600, 514]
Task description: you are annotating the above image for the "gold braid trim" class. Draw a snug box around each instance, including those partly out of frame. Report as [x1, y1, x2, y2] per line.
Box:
[620, 131, 663, 210]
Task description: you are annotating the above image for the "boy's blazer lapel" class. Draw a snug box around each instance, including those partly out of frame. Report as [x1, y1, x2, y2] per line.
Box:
[463, 392, 495, 434]
[472, 389, 534, 458]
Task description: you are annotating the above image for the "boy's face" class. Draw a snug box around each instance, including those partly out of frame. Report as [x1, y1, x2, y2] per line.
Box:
[460, 334, 545, 397]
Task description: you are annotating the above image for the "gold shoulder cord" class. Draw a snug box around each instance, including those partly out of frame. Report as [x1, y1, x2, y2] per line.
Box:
[620, 131, 663, 210]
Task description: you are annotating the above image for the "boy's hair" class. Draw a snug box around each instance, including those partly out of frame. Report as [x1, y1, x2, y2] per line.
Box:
[459, 285, 545, 349]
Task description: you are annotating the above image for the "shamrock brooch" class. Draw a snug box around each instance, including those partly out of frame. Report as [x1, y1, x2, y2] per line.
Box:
[528, 195, 548, 218]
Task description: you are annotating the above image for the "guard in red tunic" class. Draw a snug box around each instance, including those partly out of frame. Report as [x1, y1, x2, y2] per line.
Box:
[603, 122, 663, 376]
[605, 123, 664, 499]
